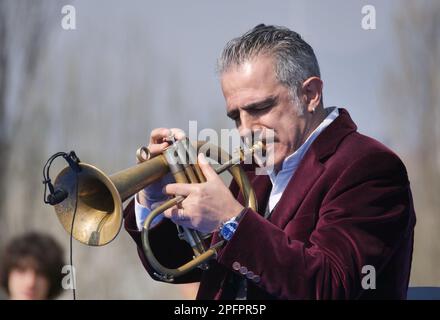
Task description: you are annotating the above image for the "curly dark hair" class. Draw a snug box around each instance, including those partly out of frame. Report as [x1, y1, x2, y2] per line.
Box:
[0, 232, 65, 299]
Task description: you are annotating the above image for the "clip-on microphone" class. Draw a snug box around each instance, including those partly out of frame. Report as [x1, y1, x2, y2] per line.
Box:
[43, 151, 81, 205]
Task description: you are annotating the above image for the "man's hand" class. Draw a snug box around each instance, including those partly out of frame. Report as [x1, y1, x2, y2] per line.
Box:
[137, 128, 186, 208]
[163, 153, 245, 234]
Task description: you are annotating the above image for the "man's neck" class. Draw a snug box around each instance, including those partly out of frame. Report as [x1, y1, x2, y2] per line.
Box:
[293, 106, 329, 155]
[274, 106, 331, 174]
[302, 106, 329, 145]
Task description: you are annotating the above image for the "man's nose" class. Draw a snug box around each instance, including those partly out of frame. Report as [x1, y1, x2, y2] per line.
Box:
[238, 113, 259, 136]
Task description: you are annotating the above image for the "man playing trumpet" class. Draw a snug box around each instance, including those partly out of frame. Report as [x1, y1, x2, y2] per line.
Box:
[124, 24, 416, 300]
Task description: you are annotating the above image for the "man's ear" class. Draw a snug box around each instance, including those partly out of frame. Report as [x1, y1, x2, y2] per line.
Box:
[301, 77, 323, 113]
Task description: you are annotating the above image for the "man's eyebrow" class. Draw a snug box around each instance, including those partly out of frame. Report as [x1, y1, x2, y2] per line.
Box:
[227, 96, 278, 119]
[227, 109, 239, 119]
[242, 96, 277, 110]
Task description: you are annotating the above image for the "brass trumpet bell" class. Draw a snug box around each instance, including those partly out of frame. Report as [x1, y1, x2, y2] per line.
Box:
[54, 155, 169, 246]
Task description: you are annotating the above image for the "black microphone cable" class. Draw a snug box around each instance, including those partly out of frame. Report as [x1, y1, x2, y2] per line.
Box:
[69, 170, 78, 300]
[42, 151, 81, 300]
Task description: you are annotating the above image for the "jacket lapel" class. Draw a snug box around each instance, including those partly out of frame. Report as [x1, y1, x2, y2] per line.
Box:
[269, 157, 324, 228]
[248, 173, 272, 215]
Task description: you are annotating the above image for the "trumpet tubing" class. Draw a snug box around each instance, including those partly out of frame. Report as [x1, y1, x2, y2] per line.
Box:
[51, 138, 262, 280]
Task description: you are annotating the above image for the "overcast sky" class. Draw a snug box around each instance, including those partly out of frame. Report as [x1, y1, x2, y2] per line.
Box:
[63, 0, 402, 143]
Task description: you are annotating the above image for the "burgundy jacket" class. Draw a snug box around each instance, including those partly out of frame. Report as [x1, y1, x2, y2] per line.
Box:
[124, 108, 416, 299]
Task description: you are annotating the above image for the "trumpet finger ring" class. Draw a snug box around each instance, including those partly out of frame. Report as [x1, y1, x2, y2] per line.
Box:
[136, 146, 151, 163]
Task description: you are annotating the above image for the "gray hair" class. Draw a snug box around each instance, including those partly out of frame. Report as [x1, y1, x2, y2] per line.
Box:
[217, 24, 321, 113]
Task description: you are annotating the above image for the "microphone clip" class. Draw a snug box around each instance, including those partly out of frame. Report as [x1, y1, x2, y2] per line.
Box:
[43, 150, 82, 206]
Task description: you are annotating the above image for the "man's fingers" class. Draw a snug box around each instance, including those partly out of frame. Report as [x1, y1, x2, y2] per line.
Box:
[146, 128, 172, 157]
[150, 128, 171, 144]
[163, 183, 196, 196]
[147, 142, 169, 156]
[198, 153, 219, 182]
[150, 128, 186, 143]
[163, 207, 176, 219]
[146, 128, 187, 157]
[170, 128, 186, 140]
[163, 206, 191, 226]
[147, 128, 182, 158]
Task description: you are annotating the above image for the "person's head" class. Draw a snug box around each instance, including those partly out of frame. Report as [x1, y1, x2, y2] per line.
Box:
[218, 24, 325, 170]
[0, 232, 65, 300]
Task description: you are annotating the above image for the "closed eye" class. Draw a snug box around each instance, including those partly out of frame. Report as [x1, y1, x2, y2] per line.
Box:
[246, 101, 275, 116]
[227, 95, 278, 121]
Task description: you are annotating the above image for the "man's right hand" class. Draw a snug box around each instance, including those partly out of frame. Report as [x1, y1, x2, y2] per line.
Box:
[137, 128, 186, 208]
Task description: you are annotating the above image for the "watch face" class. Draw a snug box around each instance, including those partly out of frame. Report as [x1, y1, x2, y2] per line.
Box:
[221, 221, 238, 241]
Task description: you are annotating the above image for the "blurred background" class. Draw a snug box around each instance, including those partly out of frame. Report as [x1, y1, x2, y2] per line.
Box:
[0, 0, 438, 299]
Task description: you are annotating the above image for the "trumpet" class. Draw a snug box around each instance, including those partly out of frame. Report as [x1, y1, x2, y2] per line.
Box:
[51, 138, 263, 282]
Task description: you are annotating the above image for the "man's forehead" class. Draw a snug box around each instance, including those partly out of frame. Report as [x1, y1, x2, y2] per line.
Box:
[222, 60, 280, 108]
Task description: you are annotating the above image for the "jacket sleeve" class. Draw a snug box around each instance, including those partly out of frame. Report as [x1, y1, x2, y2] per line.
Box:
[123, 200, 202, 283]
[215, 151, 415, 299]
